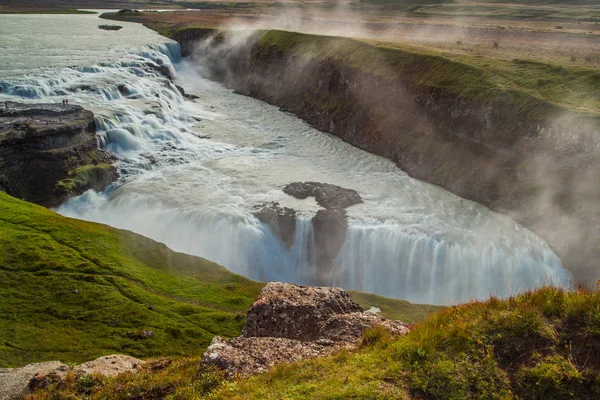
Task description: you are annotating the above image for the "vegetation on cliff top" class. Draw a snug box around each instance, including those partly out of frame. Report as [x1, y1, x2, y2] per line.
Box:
[256, 30, 600, 119]
[27, 286, 600, 399]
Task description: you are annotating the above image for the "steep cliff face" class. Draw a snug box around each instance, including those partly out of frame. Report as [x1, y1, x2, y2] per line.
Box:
[181, 29, 600, 285]
[0, 102, 117, 207]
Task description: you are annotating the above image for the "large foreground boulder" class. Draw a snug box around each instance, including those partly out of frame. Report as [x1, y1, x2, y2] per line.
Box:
[243, 282, 363, 341]
[202, 282, 410, 376]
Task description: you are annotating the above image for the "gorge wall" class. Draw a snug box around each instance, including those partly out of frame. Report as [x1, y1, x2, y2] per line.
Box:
[174, 28, 599, 286]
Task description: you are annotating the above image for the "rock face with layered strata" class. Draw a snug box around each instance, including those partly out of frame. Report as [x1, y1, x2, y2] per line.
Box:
[202, 282, 410, 376]
[0, 102, 117, 207]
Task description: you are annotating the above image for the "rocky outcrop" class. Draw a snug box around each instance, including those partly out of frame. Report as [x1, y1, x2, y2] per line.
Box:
[202, 282, 409, 376]
[284, 182, 362, 278]
[73, 355, 145, 377]
[311, 208, 348, 278]
[255, 182, 362, 280]
[0, 362, 68, 400]
[243, 282, 363, 340]
[282, 182, 362, 210]
[181, 29, 600, 287]
[253, 201, 297, 249]
[0, 102, 117, 207]
[0, 355, 144, 400]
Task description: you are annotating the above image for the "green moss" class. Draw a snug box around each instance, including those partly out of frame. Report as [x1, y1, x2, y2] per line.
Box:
[56, 164, 111, 193]
[515, 354, 598, 399]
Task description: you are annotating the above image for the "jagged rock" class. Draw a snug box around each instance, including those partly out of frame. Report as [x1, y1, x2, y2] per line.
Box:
[243, 282, 363, 341]
[204, 282, 410, 376]
[253, 202, 297, 249]
[0, 361, 69, 400]
[117, 84, 131, 96]
[202, 336, 338, 377]
[283, 181, 362, 210]
[74, 355, 145, 377]
[175, 84, 199, 100]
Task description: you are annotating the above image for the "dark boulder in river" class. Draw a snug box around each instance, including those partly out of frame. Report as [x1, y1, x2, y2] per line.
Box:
[283, 181, 363, 209]
[0, 101, 117, 207]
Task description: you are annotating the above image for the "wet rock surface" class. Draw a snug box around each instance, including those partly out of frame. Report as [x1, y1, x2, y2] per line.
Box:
[0, 101, 117, 207]
[255, 182, 362, 280]
[311, 208, 349, 278]
[0, 355, 144, 400]
[283, 181, 362, 210]
[202, 282, 410, 376]
[253, 202, 297, 249]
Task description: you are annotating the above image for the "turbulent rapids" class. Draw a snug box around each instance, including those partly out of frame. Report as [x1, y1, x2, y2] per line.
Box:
[0, 13, 573, 305]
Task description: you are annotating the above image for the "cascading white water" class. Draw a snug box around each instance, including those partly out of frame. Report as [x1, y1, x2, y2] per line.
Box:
[0, 13, 573, 305]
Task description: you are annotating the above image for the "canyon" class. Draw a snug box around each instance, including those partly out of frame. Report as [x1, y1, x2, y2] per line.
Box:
[163, 27, 600, 288]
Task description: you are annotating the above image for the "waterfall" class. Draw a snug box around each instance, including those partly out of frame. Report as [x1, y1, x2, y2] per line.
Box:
[1, 38, 573, 305]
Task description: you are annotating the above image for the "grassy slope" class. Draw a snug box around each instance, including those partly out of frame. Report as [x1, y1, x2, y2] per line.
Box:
[0, 191, 263, 367]
[0, 192, 433, 368]
[215, 287, 600, 399]
[349, 291, 443, 324]
[28, 287, 600, 399]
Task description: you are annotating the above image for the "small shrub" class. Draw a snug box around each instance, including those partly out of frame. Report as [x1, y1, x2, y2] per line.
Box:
[585, 56, 592, 62]
[515, 354, 597, 399]
[571, 56, 577, 62]
[410, 353, 510, 400]
[361, 325, 391, 347]
[493, 41, 499, 48]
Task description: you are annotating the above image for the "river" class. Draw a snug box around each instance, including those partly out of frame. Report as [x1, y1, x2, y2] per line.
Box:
[0, 12, 572, 305]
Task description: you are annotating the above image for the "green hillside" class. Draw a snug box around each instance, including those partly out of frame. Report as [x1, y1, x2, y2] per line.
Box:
[0, 192, 437, 368]
[27, 286, 600, 399]
[0, 191, 263, 367]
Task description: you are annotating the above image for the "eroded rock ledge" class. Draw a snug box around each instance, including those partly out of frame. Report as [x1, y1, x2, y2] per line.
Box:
[0, 101, 117, 207]
[201, 282, 409, 376]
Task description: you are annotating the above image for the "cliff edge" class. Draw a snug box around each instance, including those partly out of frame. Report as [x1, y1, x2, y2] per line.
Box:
[0, 101, 117, 207]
